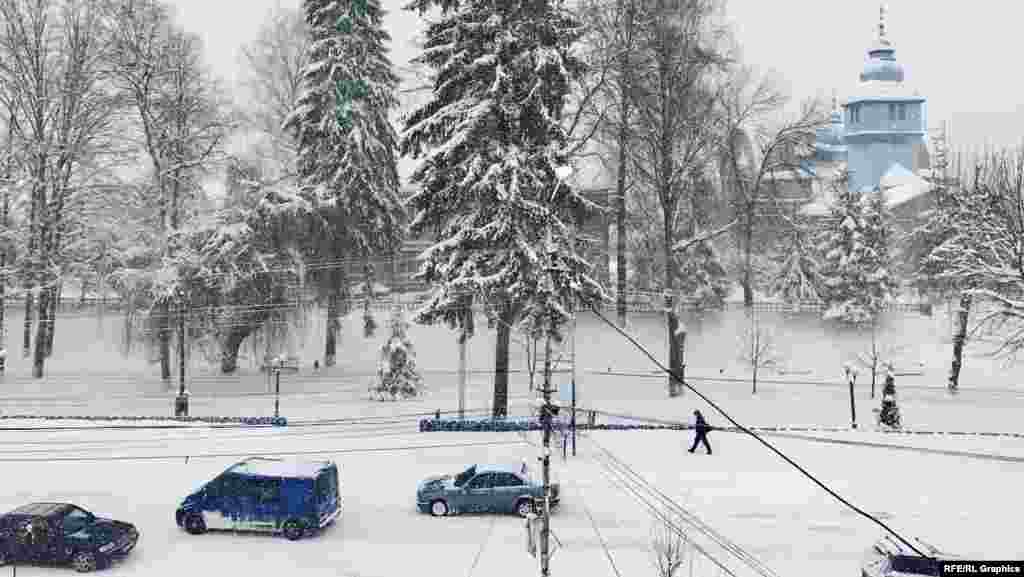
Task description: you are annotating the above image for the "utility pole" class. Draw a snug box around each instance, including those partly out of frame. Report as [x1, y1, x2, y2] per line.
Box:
[845, 364, 858, 429]
[539, 326, 555, 576]
[457, 330, 467, 420]
[570, 303, 577, 457]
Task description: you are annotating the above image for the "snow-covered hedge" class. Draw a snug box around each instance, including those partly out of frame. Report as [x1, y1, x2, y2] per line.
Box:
[418, 418, 691, 432]
[0, 415, 288, 426]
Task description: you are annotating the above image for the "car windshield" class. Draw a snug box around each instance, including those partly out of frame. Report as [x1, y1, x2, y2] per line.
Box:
[890, 555, 940, 575]
[454, 466, 475, 487]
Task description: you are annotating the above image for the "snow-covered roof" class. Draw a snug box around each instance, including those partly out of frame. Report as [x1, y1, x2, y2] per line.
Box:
[477, 463, 529, 475]
[230, 457, 333, 479]
[881, 166, 933, 208]
[846, 80, 924, 103]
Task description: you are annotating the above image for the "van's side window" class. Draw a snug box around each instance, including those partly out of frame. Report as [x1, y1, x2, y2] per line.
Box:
[258, 479, 281, 502]
[222, 474, 244, 497]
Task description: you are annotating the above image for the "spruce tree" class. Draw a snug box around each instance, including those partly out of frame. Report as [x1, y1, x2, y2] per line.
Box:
[817, 181, 897, 324]
[372, 307, 424, 400]
[675, 239, 730, 310]
[770, 214, 822, 304]
[283, 0, 404, 364]
[402, 0, 605, 417]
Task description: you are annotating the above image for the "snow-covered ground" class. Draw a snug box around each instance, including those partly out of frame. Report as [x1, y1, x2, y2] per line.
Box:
[1, 395, 1022, 576]
[2, 307, 1023, 575]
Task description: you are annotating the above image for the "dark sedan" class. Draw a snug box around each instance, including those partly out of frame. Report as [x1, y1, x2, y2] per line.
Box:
[0, 503, 138, 572]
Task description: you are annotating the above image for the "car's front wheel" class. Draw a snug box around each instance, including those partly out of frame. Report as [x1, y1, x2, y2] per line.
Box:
[71, 551, 98, 573]
[184, 513, 207, 535]
[282, 520, 305, 541]
[0, 547, 10, 566]
[429, 499, 449, 517]
[515, 498, 535, 518]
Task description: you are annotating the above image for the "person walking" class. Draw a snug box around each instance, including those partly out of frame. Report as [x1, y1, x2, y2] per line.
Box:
[688, 409, 712, 454]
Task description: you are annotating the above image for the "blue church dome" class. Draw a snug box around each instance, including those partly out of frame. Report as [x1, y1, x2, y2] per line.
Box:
[860, 47, 904, 82]
[815, 96, 846, 161]
[859, 5, 903, 83]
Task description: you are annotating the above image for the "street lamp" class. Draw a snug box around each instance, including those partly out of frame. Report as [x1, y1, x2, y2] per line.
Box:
[844, 363, 858, 429]
[174, 289, 189, 417]
[273, 357, 283, 419]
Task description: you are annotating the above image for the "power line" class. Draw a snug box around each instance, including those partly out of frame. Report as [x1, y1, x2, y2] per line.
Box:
[587, 303, 933, 558]
[0, 438, 529, 463]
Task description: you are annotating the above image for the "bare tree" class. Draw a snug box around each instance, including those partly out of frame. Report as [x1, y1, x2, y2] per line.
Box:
[931, 150, 1024, 358]
[0, 0, 122, 377]
[238, 4, 308, 180]
[650, 511, 695, 577]
[738, 312, 779, 394]
[627, 0, 728, 396]
[577, 0, 654, 326]
[854, 324, 908, 398]
[109, 0, 230, 380]
[717, 66, 827, 308]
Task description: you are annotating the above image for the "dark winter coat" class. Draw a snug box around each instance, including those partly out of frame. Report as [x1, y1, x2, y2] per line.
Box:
[694, 413, 710, 434]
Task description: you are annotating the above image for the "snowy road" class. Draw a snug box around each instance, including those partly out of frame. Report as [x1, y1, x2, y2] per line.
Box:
[1, 416, 1021, 576]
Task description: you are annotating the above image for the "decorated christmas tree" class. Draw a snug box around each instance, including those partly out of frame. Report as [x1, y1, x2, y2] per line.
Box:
[878, 367, 901, 428]
[371, 308, 424, 401]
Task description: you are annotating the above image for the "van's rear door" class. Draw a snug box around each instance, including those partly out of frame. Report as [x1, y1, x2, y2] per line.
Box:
[314, 464, 340, 527]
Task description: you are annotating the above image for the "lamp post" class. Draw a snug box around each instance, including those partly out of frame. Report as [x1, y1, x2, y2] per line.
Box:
[274, 357, 282, 419]
[844, 363, 858, 429]
[174, 289, 189, 417]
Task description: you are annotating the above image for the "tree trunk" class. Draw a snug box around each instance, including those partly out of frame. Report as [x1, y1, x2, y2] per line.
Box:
[492, 301, 513, 418]
[663, 209, 682, 398]
[615, 0, 633, 328]
[123, 295, 134, 355]
[325, 292, 339, 366]
[949, 292, 971, 393]
[221, 323, 256, 374]
[31, 288, 50, 378]
[742, 206, 754, 308]
[616, 134, 629, 327]
[159, 302, 172, 380]
[752, 365, 757, 395]
[22, 289, 33, 358]
[43, 283, 59, 358]
[0, 186, 6, 374]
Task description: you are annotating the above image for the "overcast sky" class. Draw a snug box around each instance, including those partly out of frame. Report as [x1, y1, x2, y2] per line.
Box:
[165, 0, 1020, 153]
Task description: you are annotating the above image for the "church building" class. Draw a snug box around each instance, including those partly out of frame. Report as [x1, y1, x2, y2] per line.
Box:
[801, 4, 935, 216]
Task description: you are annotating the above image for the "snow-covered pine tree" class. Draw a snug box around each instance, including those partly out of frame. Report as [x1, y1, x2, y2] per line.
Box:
[675, 238, 730, 310]
[402, 0, 606, 417]
[372, 307, 424, 400]
[817, 179, 897, 324]
[282, 0, 404, 364]
[771, 213, 822, 304]
[878, 368, 901, 428]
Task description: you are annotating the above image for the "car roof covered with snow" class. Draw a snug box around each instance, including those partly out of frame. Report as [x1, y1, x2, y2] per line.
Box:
[473, 463, 529, 475]
[228, 457, 334, 479]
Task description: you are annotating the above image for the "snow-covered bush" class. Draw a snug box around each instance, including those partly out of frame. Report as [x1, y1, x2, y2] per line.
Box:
[370, 308, 424, 401]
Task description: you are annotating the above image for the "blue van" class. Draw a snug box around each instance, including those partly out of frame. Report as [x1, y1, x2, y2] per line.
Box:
[175, 457, 341, 540]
